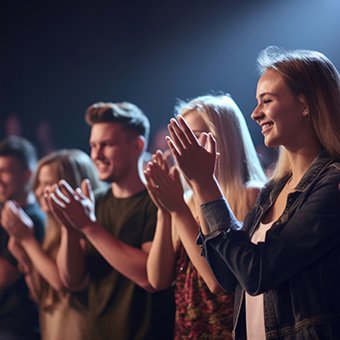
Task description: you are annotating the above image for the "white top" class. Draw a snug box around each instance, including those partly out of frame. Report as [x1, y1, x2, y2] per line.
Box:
[245, 221, 273, 340]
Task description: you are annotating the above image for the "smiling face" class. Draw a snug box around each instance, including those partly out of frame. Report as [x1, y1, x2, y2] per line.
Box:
[251, 68, 307, 149]
[0, 156, 30, 204]
[34, 163, 59, 213]
[89, 122, 139, 183]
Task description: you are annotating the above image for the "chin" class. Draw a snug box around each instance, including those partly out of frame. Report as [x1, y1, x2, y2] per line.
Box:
[264, 137, 280, 148]
[99, 174, 112, 182]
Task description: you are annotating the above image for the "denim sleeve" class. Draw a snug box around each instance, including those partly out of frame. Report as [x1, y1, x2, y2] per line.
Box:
[195, 198, 242, 293]
[202, 168, 340, 296]
[200, 198, 242, 235]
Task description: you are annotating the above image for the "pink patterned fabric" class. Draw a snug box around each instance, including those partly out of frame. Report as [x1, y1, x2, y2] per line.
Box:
[174, 243, 233, 339]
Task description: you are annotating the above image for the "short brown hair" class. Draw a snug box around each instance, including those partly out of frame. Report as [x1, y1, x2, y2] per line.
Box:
[85, 102, 150, 143]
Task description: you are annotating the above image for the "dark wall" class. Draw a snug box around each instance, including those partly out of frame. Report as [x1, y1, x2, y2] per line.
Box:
[1, 0, 340, 157]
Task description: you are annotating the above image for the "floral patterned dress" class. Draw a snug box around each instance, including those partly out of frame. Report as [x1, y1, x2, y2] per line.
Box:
[174, 242, 233, 339]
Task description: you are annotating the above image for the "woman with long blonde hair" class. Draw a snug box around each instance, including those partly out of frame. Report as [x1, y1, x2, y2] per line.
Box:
[145, 94, 266, 339]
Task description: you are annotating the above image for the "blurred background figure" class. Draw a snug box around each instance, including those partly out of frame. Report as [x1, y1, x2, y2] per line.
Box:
[35, 119, 55, 157]
[0, 135, 45, 340]
[2, 149, 103, 340]
[150, 126, 169, 154]
[4, 114, 23, 137]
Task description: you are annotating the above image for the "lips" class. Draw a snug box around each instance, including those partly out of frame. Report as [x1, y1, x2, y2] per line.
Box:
[261, 122, 274, 134]
[95, 161, 110, 171]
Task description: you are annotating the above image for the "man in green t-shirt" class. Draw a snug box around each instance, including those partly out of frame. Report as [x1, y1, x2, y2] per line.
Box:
[52, 102, 174, 339]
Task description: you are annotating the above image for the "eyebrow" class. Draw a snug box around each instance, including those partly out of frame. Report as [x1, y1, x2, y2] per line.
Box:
[257, 92, 278, 100]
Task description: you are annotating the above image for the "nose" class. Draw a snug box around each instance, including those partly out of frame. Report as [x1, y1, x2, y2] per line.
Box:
[91, 145, 103, 161]
[251, 104, 263, 122]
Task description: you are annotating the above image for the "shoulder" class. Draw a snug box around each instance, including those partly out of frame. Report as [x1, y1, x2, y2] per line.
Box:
[135, 189, 157, 208]
[312, 159, 340, 187]
[94, 185, 112, 202]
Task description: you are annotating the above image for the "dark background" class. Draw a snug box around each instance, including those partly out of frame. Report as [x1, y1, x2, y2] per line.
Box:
[1, 0, 339, 157]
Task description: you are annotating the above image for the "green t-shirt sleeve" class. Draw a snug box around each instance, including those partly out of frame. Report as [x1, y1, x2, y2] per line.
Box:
[141, 198, 158, 244]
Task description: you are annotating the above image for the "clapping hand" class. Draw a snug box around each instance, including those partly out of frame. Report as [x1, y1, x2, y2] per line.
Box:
[47, 179, 96, 231]
[166, 116, 217, 187]
[1, 201, 34, 241]
[144, 150, 186, 214]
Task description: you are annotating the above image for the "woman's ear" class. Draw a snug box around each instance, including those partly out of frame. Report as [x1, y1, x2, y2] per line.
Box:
[298, 94, 309, 117]
[302, 108, 309, 117]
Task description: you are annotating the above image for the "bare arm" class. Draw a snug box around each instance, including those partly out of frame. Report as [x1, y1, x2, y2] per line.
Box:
[1, 201, 64, 291]
[45, 186, 89, 291]
[56, 226, 88, 291]
[82, 222, 154, 291]
[146, 206, 176, 290]
[172, 207, 224, 293]
[144, 156, 224, 293]
[49, 179, 155, 292]
[20, 237, 64, 291]
[144, 151, 177, 289]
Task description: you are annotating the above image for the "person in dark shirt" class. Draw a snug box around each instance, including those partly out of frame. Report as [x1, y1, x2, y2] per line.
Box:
[0, 135, 45, 340]
[49, 102, 174, 340]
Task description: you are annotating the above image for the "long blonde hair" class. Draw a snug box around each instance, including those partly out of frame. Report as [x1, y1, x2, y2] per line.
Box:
[178, 95, 266, 220]
[31, 149, 104, 307]
[257, 46, 340, 180]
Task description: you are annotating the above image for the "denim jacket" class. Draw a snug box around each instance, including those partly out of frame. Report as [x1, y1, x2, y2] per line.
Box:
[198, 151, 340, 339]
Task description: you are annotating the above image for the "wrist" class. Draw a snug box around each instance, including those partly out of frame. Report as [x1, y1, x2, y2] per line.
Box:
[82, 221, 101, 238]
[61, 225, 82, 239]
[191, 176, 223, 204]
[157, 209, 171, 221]
[171, 200, 191, 218]
[20, 235, 37, 249]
